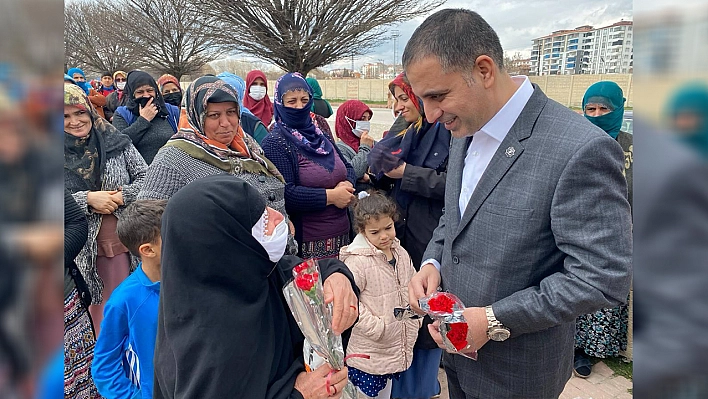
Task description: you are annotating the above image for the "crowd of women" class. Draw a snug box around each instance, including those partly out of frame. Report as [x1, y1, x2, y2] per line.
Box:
[64, 61, 708, 398]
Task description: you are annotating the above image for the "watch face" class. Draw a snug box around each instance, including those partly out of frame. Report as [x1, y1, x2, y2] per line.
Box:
[490, 328, 510, 341]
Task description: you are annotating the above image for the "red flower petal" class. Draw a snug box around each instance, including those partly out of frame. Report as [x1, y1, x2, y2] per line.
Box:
[428, 293, 455, 313]
[294, 262, 309, 274]
[446, 322, 468, 351]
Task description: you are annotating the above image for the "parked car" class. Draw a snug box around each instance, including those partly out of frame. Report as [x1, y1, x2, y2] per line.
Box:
[623, 111, 633, 134]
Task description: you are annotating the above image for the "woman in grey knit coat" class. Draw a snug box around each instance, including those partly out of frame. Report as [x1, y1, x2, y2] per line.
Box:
[64, 82, 147, 333]
[138, 76, 296, 251]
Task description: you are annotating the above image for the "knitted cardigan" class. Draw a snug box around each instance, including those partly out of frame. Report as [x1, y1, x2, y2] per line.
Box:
[137, 145, 298, 254]
[67, 143, 147, 305]
[112, 112, 177, 165]
[261, 130, 355, 243]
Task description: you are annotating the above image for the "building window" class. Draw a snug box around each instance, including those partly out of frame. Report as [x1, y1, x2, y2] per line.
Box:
[568, 45, 578, 50]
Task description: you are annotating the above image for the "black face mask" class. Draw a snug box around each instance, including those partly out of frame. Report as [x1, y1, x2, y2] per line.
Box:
[163, 92, 182, 107]
[135, 96, 153, 108]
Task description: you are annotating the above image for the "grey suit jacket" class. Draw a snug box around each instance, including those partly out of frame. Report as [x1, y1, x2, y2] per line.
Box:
[423, 85, 633, 398]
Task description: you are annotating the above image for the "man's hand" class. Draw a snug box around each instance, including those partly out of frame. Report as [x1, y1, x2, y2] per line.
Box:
[428, 307, 489, 353]
[323, 273, 358, 334]
[409, 263, 441, 314]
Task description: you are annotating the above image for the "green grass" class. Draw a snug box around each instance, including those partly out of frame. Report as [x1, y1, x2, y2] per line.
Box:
[329, 99, 389, 105]
[596, 356, 633, 381]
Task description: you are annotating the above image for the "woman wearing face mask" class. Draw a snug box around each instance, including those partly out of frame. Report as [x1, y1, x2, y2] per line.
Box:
[261, 73, 356, 260]
[113, 70, 180, 164]
[334, 99, 375, 193]
[244, 70, 274, 127]
[156, 73, 183, 108]
[105, 71, 127, 122]
[573, 80, 632, 378]
[217, 71, 270, 144]
[367, 72, 451, 399]
[666, 82, 708, 159]
[64, 82, 147, 334]
[153, 174, 360, 399]
[68, 67, 108, 120]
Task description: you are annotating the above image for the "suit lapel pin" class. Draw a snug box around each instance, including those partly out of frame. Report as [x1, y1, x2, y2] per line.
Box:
[505, 146, 516, 157]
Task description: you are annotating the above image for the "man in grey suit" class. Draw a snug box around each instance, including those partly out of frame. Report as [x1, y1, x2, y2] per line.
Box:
[404, 9, 633, 398]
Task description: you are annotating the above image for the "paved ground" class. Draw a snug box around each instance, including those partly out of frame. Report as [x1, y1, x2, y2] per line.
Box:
[434, 361, 632, 399]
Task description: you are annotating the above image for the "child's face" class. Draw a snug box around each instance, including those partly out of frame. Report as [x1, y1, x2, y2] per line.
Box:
[362, 215, 396, 251]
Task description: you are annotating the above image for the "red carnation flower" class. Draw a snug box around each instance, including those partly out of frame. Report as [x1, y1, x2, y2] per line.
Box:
[446, 322, 468, 351]
[295, 273, 316, 291]
[294, 262, 309, 274]
[427, 293, 456, 313]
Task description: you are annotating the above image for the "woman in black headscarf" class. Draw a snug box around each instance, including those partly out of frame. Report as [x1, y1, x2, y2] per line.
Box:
[154, 174, 360, 399]
[112, 70, 180, 164]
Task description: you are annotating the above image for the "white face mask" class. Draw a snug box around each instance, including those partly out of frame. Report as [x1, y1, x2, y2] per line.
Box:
[347, 117, 370, 137]
[249, 85, 267, 101]
[251, 208, 289, 262]
[116, 81, 126, 90]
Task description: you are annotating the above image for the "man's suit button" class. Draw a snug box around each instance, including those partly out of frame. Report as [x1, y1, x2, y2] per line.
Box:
[268, 194, 276, 201]
[453, 256, 460, 264]
[258, 175, 266, 183]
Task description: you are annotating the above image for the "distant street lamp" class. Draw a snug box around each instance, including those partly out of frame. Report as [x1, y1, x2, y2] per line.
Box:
[392, 29, 400, 74]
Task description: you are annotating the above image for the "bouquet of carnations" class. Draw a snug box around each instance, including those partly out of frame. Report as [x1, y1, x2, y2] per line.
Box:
[419, 291, 478, 360]
[283, 259, 358, 398]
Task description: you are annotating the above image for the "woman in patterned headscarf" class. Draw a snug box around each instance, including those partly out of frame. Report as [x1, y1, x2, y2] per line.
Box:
[137, 76, 296, 250]
[64, 82, 147, 335]
[261, 73, 355, 260]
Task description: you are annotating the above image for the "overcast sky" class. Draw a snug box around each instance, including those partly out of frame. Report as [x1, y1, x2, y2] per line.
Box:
[325, 0, 633, 70]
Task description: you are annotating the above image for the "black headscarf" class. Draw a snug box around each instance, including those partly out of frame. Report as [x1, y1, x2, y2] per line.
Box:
[124, 70, 169, 119]
[154, 175, 304, 399]
[64, 82, 131, 192]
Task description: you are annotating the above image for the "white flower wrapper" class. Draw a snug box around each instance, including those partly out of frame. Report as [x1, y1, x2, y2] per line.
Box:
[283, 259, 357, 398]
[419, 292, 478, 360]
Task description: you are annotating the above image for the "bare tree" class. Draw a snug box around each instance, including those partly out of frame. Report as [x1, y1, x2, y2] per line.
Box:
[503, 52, 531, 76]
[64, 0, 143, 74]
[196, 0, 445, 75]
[114, 0, 227, 80]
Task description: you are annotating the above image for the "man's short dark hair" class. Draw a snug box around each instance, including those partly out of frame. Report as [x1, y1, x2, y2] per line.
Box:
[117, 200, 167, 258]
[101, 71, 112, 78]
[402, 9, 504, 74]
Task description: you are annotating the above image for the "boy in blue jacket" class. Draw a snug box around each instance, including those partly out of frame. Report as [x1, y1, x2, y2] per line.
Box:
[92, 200, 167, 399]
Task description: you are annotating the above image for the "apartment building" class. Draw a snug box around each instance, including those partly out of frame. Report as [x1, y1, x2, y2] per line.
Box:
[530, 21, 633, 75]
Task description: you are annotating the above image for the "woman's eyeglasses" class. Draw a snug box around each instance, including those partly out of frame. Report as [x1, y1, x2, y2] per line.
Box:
[115, 78, 126, 82]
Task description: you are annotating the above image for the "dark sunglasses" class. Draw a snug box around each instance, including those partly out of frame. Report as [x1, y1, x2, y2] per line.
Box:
[115, 78, 126, 82]
[393, 305, 422, 321]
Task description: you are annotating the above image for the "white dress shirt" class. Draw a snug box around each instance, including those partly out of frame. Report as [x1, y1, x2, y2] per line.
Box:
[425, 75, 534, 271]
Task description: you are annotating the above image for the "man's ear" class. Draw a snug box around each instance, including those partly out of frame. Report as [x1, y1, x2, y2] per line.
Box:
[475, 55, 496, 89]
[138, 243, 155, 259]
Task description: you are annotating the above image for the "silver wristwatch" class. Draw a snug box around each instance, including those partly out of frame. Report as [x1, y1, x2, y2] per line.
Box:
[485, 305, 511, 342]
